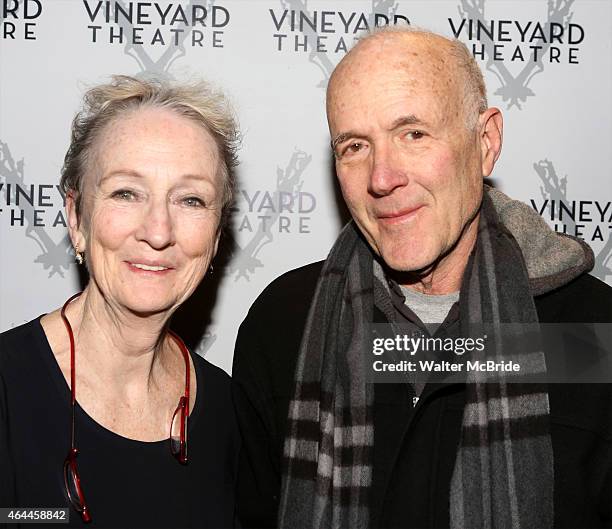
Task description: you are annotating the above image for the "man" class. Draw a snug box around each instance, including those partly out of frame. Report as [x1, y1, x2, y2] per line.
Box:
[233, 27, 612, 528]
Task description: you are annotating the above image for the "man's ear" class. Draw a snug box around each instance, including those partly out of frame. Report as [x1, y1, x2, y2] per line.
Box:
[479, 107, 503, 177]
[66, 191, 86, 252]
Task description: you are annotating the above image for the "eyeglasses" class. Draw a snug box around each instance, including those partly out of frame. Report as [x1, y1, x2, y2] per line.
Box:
[60, 292, 191, 523]
[168, 330, 190, 465]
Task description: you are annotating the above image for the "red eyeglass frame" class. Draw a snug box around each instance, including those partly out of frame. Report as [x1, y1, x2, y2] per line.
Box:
[168, 330, 190, 465]
[60, 292, 191, 524]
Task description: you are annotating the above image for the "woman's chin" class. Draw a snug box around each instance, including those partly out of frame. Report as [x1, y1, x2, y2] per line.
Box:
[119, 295, 176, 319]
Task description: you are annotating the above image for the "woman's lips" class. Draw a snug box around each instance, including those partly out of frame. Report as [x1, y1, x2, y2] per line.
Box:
[377, 205, 424, 225]
[125, 261, 174, 275]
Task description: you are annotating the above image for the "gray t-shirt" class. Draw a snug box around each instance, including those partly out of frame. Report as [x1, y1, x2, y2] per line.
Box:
[399, 285, 459, 328]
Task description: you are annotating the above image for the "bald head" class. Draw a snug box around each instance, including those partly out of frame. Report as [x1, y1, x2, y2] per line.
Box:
[325, 26, 503, 289]
[327, 28, 487, 131]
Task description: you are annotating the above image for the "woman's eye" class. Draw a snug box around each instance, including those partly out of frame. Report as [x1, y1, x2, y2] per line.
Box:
[183, 196, 205, 208]
[111, 189, 136, 201]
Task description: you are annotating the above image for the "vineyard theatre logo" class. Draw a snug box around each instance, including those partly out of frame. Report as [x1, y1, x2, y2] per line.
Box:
[82, 0, 230, 48]
[115, 1, 218, 74]
[450, 0, 582, 109]
[531, 159, 612, 282]
[1, 0, 42, 40]
[270, 0, 406, 87]
[270, 3, 409, 53]
[230, 150, 314, 281]
[0, 141, 73, 277]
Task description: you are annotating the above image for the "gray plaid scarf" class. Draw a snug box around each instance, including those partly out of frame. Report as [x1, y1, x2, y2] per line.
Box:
[279, 192, 554, 529]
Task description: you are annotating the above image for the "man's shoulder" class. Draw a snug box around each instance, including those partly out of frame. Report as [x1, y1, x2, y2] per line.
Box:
[247, 260, 324, 319]
[535, 272, 612, 323]
[233, 261, 325, 389]
[235, 261, 324, 367]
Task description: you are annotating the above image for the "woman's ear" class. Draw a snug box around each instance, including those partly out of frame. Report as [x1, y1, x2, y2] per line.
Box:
[66, 191, 86, 252]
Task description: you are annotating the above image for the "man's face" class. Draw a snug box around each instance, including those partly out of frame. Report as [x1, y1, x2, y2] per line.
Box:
[327, 35, 485, 273]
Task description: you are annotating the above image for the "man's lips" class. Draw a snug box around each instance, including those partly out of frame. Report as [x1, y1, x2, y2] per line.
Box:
[376, 205, 424, 224]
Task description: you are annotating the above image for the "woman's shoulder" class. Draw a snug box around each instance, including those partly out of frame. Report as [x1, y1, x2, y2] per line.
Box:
[190, 353, 235, 422]
[0, 317, 46, 367]
[191, 352, 230, 390]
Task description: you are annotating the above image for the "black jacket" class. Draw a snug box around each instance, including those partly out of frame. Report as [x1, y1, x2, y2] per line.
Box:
[232, 261, 612, 528]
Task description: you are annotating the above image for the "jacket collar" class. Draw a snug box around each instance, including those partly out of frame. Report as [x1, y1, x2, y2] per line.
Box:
[486, 186, 594, 295]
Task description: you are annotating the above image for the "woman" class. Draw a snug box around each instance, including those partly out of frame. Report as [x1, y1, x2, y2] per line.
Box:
[0, 75, 240, 527]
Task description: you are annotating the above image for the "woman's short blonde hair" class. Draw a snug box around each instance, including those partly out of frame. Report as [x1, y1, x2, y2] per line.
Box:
[60, 75, 239, 228]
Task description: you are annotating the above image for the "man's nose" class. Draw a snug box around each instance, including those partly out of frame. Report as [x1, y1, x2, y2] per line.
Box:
[368, 143, 409, 197]
[136, 198, 176, 250]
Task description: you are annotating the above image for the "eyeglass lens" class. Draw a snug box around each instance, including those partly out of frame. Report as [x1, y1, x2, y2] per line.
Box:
[170, 397, 188, 463]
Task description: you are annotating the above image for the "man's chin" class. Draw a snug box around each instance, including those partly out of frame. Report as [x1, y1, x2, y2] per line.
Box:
[378, 247, 438, 274]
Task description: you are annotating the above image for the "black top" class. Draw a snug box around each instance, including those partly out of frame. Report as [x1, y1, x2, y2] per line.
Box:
[232, 261, 612, 528]
[0, 317, 239, 528]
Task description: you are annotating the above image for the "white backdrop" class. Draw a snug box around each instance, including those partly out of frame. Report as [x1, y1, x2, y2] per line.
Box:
[1, 0, 611, 373]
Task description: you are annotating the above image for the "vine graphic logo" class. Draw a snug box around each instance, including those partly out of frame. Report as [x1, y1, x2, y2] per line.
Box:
[108, 0, 218, 73]
[450, 0, 582, 109]
[195, 331, 217, 357]
[0, 141, 72, 278]
[531, 159, 612, 283]
[230, 150, 313, 282]
[271, 0, 408, 88]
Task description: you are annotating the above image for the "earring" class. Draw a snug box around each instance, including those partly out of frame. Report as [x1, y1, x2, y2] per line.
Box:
[209, 264, 214, 275]
[75, 245, 84, 265]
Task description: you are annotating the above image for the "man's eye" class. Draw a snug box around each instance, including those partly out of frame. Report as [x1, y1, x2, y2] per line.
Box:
[183, 196, 205, 208]
[341, 142, 366, 157]
[111, 189, 136, 201]
[407, 130, 425, 140]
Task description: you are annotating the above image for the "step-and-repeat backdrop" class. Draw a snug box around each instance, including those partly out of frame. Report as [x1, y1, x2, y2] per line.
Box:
[1, 0, 611, 373]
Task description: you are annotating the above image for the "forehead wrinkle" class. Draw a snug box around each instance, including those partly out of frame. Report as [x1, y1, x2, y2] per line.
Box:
[99, 168, 145, 183]
[389, 115, 428, 130]
[329, 43, 466, 138]
[328, 31, 463, 105]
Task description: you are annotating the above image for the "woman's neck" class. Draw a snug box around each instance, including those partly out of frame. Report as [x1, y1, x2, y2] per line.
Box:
[64, 283, 177, 394]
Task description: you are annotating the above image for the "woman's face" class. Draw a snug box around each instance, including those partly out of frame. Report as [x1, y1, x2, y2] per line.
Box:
[68, 107, 222, 316]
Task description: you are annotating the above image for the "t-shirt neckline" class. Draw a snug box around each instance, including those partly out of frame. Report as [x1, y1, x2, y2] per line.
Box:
[32, 315, 204, 446]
